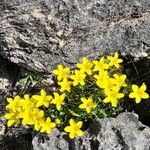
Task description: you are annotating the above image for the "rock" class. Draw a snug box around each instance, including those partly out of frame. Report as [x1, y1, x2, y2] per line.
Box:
[0, 126, 33, 150]
[0, 57, 20, 92]
[32, 112, 150, 150]
[0, 59, 12, 93]
[0, 0, 150, 73]
[0, 117, 6, 141]
[32, 128, 69, 150]
[0, 57, 20, 103]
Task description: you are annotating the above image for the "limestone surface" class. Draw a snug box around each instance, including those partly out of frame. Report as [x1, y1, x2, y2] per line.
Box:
[32, 112, 150, 150]
[0, 0, 150, 72]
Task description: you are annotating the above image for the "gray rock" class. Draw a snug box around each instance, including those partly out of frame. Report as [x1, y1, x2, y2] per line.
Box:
[0, 0, 150, 73]
[32, 112, 150, 150]
[0, 117, 6, 141]
[0, 59, 12, 92]
[32, 128, 69, 150]
[0, 57, 21, 89]
[0, 125, 33, 150]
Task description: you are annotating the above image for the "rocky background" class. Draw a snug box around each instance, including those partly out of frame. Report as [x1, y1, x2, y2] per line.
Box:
[0, 0, 150, 73]
[32, 112, 150, 150]
[0, 0, 150, 150]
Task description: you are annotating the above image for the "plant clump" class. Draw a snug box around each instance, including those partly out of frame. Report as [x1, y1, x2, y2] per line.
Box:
[4, 53, 149, 139]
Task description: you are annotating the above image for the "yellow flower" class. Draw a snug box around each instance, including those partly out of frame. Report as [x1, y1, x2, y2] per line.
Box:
[51, 92, 66, 110]
[102, 77, 116, 90]
[40, 117, 56, 133]
[77, 57, 93, 75]
[103, 89, 124, 107]
[58, 79, 72, 92]
[79, 96, 97, 113]
[18, 95, 38, 125]
[129, 83, 149, 103]
[108, 52, 123, 68]
[21, 108, 37, 125]
[64, 119, 83, 139]
[32, 89, 52, 108]
[70, 70, 86, 86]
[113, 74, 127, 89]
[4, 112, 20, 127]
[33, 110, 45, 131]
[20, 95, 36, 112]
[93, 57, 109, 72]
[55, 118, 62, 125]
[94, 70, 109, 88]
[6, 96, 22, 112]
[53, 64, 70, 81]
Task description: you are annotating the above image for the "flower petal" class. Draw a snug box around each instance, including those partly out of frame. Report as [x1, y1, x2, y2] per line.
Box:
[129, 92, 135, 98]
[7, 120, 14, 127]
[132, 85, 138, 92]
[69, 132, 75, 139]
[69, 119, 75, 126]
[140, 83, 147, 91]
[76, 130, 84, 137]
[141, 93, 149, 99]
[103, 97, 110, 103]
[76, 121, 83, 128]
[135, 97, 141, 103]
[64, 126, 71, 132]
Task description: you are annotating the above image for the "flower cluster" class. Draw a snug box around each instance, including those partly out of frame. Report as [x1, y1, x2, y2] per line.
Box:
[4, 90, 56, 133]
[4, 53, 149, 139]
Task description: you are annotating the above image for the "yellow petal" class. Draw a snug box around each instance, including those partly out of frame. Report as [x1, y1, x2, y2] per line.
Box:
[115, 64, 120, 69]
[40, 127, 45, 133]
[117, 93, 124, 99]
[46, 117, 51, 123]
[41, 89, 46, 96]
[46, 96, 52, 101]
[76, 130, 84, 137]
[79, 104, 85, 109]
[77, 63, 82, 68]
[69, 132, 76, 139]
[132, 85, 138, 91]
[114, 52, 118, 58]
[121, 75, 126, 80]
[86, 108, 91, 113]
[53, 70, 59, 75]
[56, 104, 61, 111]
[44, 102, 50, 108]
[7, 120, 14, 127]
[111, 100, 117, 107]
[81, 97, 86, 102]
[118, 59, 123, 63]
[129, 92, 135, 98]
[4, 113, 11, 119]
[141, 93, 149, 99]
[113, 74, 118, 79]
[50, 123, 56, 128]
[32, 95, 41, 101]
[135, 97, 141, 103]
[64, 126, 71, 132]
[69, 119, 75, 126]
[80, 81, 85, 86]
[58, 64, 63, 70]
[34, 124, 41, 131]
[76, 121, 83, 128]
[7, 98, 13, 103]
[140, 83, 147, 91]
[45, 129, 52, 134]
[64, 67, 70, 72]
[103, 97, 110, 103]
